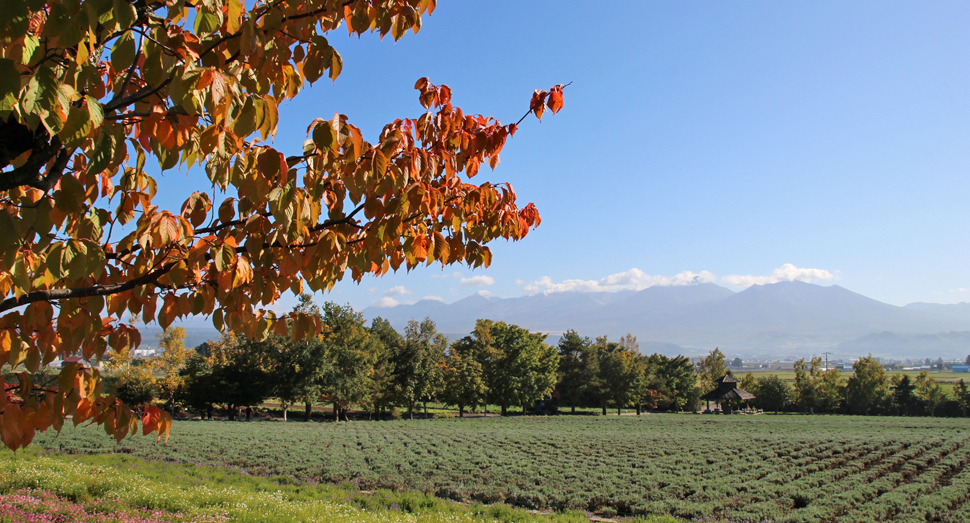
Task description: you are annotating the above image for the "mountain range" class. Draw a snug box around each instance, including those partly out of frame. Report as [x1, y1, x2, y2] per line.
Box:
[362, 281, 970, 359]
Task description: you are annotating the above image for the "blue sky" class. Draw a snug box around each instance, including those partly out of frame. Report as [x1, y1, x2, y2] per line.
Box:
[161, 1, 970, 313]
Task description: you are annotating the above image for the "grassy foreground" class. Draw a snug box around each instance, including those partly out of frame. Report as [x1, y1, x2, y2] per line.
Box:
[0, 449, 682, 523]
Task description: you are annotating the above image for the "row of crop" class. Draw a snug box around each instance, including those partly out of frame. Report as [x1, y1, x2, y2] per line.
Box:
[775, 435, 970, 522]
[834, 436, 970, 522]
[686, 439, 913, 521]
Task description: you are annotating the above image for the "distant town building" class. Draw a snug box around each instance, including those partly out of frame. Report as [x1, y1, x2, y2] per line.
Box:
[953, 365, 970, 373]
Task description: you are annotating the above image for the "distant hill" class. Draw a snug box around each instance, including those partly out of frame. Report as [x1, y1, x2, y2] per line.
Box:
[364, 281, 970, 359]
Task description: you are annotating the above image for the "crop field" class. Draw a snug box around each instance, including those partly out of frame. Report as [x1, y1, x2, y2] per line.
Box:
[32, 415, 970, 522]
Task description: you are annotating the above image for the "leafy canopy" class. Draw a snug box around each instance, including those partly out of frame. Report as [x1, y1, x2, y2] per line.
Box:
[0, 0, 565, 450]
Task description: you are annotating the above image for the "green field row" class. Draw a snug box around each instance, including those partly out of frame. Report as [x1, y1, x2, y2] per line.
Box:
[30, 414, 970, 522]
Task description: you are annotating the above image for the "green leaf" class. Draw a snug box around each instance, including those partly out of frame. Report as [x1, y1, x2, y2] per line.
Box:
[20, 35, 40, 66]
[60, 96, 102, 147]
[111, 0, 135, 30]
[194, 8, 220, 35]
[86, 132, 115, 175]
[21, 65, 60, 117]
[110, 32, 137, 72]
[54, 174, 86, 215]
[231, 97, 256, 139]
[311, 121, 336, 151]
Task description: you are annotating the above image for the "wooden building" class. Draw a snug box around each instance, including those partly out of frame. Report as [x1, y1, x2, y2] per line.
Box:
[701, 375, 755, 413]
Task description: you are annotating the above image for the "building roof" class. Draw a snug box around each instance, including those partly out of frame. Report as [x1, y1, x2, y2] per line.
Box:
[702, 387, 756, 401]
[701, 374, 755, 401]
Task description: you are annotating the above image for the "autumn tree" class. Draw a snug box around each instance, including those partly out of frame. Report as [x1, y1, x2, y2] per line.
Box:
[150, 327, 188, 415]
[695, 348, 727, 395]
[0, 0, 566, 447]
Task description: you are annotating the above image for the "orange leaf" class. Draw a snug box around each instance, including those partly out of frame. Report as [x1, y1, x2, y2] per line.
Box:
[547, 85, 564, 114]
[142, 405, 161, 435]
[412, 234, 429, 261]
[530, 90, 547, 121]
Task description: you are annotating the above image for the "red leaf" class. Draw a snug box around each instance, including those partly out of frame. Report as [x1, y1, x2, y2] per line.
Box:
[530, 90, 547, 121]
[547, 85, 564, 114]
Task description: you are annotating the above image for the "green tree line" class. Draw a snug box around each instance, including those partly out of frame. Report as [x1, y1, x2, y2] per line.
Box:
[107, 296, 970, 420]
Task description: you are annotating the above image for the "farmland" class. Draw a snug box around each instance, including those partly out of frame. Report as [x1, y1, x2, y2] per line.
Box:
[31, 414, 970, 522]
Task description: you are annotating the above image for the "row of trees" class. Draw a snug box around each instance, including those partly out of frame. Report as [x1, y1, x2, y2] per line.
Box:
[118, 298, 970, 421]
[743, 355, 970, 417]
[119, 296, 563, 420]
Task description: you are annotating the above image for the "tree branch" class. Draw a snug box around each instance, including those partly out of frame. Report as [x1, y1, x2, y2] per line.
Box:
[0, 263, 176, 313]
[103, 79, 172, 114]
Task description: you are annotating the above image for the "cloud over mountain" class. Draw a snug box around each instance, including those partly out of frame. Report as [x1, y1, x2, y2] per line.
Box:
[522, 269, 716, 294]
[721, 264, 835, 287]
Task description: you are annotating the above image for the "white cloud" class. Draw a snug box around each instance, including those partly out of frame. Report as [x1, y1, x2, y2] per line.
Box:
[422, 296, 445, 302]
[384, 286, 413, 297]
[366, 288, 377, 295]
[721, 263, 835, 287]
[370, 297, 399, 308]
[460, 275, 495, 287]
[522, 269, 716, 294]
[477, 290, 492, 297]
[951, 288, 969, 293]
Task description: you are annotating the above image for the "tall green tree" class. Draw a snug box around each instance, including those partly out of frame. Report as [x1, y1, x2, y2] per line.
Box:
[488, 322, 558, 416]
[645, 354, 697, 412]
[393, 318, 447, 419]
[845, 355, 889, 415]
[368, 317, 404, 418]
[599, 343, 647, 415]
[318, 302, 383, 421]
[181, 334, 275, 421]
[817, 367, 845, 413]
[915, 371, 947, 417]
[451, 319, 499, 414]
[440, 352, 486, 417]
[555, 330, 591, 414]
[267, 294, 329, 422]
[793, 357, 822, 413]
[751, 375, 793, 413]
[891, 374, 917, 416]
[953, 379, 970, 417]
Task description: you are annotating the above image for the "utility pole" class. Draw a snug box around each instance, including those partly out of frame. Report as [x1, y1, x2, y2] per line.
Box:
[822, 351, 832, 371]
